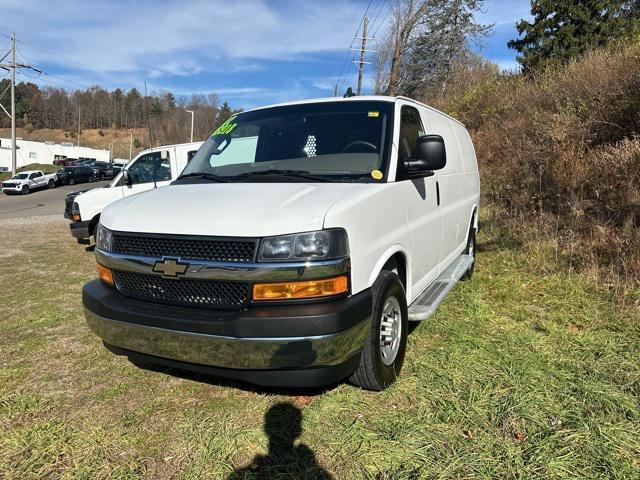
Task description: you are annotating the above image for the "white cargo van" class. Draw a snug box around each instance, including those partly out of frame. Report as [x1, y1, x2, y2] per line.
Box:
[83, 97, 480, 390]
[66, 142, 203, 241]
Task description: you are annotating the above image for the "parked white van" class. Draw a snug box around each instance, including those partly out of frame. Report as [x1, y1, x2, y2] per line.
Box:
[66, 142, 202, 241]
[83, 97, 480, 390]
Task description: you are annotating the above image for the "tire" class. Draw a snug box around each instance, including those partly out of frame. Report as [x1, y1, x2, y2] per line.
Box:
[69, 178, 75, 185]
[350, 270, 408, 391]
[461, 226, 476, 281]
[100, 173, 105, 180]
[22, 185, 29, 195]
[48, 179, 55, 189]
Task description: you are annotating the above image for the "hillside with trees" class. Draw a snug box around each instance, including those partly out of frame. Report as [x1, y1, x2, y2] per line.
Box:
[375, 0, 640, 288]
[0, 81, 239, 153]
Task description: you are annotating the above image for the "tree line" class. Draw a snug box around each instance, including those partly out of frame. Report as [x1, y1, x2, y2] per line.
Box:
[0, 81, 238, 145]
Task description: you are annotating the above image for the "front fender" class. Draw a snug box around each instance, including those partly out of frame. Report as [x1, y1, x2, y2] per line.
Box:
[323, 183, 411, 298]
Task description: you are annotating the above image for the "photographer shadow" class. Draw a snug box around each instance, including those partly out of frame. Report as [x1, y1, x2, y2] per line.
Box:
[227, 402, 332, 479]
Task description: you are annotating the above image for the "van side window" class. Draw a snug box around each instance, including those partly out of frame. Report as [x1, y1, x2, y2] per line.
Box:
[127, 152, 172, 185]
[396, 105, 425, 180]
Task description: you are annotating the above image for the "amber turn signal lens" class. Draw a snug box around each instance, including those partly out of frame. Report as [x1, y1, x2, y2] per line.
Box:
[253, 276, 348, 301]
[72, 214, 81, 222]
[97, 263, 114, 286]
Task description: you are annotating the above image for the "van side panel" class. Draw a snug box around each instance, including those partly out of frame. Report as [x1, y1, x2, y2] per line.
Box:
[419, 109, 470, 269]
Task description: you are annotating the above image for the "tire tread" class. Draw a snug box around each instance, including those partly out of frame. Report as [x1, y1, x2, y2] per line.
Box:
[350, 270, 406, 391]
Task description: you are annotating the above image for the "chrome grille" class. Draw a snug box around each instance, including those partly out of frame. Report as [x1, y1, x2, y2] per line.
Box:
[113, 271, 249, 309]
[112, 234, 257, 263]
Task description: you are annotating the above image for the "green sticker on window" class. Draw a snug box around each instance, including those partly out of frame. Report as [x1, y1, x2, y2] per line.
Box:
[213, 116, 237, 136]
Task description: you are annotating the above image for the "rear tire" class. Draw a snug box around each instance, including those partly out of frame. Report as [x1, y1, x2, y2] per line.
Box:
[48, 179, 55, 189]
[349, 270, 408, 391]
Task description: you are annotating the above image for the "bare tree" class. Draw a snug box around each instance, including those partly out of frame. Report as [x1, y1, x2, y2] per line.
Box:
[382, 0, 431, 96]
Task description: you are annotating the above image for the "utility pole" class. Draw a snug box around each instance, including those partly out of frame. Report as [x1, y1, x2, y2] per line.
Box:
[144, 81, 152, 148]
[128, 129, 133, 161]
[0, 33, 41, 175]
[10, 35, 16, 175]
[357, 17, 368, 96]
[186, 109, 194, 143]
[77, 107, 81, 147]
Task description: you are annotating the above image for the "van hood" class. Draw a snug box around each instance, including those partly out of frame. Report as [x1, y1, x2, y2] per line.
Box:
[100, 183, 366, 237]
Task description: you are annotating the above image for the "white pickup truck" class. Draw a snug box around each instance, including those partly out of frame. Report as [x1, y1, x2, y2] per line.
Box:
[2, 170, 57, 194]
[83, 96, 480, 390]
[65, 142, 202, 242]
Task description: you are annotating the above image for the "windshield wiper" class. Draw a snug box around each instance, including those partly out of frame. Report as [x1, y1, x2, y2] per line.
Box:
[237, 169, 331, 183]
[176, 172, 229, 183]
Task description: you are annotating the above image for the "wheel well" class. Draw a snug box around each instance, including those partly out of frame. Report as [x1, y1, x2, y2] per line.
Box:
[469, 207, 478, 235]
[382, 252, 407, 291]
[88, 214, 100, 237]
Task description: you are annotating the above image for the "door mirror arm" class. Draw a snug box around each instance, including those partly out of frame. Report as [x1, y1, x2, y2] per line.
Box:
[403, 159, 435, 179]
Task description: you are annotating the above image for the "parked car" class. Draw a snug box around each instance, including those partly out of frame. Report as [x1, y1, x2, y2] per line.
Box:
[56, 166, 94, 186]
[90, 161, 115, 180]
[65, 142, 203, 241]
[83, 96, 480, 390]
[53, 158, 78, 166]
[2, 170, 57, 194]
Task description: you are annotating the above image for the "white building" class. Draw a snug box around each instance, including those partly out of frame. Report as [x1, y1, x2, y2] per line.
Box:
[0, 138, 110, 171]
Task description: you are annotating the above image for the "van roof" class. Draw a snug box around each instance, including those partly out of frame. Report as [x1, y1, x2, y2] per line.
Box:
[244, 95, 464, 127]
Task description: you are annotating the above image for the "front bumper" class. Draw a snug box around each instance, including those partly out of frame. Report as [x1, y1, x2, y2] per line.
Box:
[2, 186, 21, 193]
[83, 280, 371, 386]
[70, 220, 91, 239]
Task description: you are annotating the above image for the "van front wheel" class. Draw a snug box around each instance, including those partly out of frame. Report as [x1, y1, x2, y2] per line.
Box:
[350, 271, 408, 391]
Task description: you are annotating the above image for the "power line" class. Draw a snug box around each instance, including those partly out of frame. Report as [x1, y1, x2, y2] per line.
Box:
[0, 31, 93, 72]
[0, 31, 108, 89]
[370, 0, 390, 39]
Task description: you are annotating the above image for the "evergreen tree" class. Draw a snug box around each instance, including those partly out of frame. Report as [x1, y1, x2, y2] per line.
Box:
[509, 0, 640, 72]
[216, 101, 234, 125]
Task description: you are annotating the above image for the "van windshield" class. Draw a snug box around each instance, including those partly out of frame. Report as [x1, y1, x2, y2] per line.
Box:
[179, 101, 394, 183]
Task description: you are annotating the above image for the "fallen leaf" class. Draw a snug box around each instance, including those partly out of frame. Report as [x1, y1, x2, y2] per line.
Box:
[294, 395, 313, 407]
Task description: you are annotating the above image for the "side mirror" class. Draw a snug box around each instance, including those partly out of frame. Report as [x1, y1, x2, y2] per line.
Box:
[160, 150, 169, 160]
[123, 169, 132, 185]
[404, 135, 447, 176]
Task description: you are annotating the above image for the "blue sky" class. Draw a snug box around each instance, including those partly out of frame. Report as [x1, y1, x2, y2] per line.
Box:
[0, 0, 532, 109]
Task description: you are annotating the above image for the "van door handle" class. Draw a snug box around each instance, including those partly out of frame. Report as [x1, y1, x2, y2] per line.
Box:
[436, 181, 440, 206]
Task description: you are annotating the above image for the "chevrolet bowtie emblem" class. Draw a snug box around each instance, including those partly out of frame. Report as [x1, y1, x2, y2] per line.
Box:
[153, 258, 188, 278]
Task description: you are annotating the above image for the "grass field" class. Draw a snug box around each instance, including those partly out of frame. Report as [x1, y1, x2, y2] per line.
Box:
[0, 214, 638, 479]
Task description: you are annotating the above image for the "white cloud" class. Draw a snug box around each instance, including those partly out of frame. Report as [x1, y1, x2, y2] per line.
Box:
[1, 0, 364, 74]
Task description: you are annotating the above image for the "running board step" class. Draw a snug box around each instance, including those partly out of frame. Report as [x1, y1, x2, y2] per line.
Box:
[408, 254, 474, 321]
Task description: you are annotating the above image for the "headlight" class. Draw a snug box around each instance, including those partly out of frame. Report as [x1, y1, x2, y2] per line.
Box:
[259, 229, 348, 262]
[95, 223, 113, 252]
